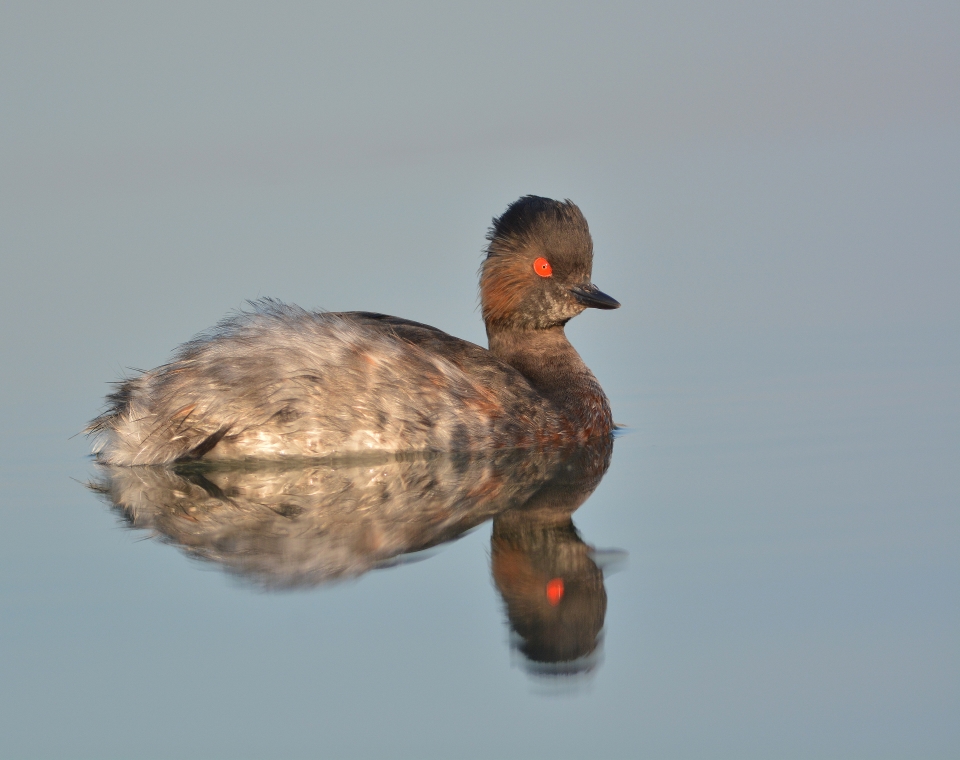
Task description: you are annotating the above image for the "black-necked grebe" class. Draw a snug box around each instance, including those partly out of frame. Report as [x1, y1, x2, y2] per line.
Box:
[88, 196, 620, 465]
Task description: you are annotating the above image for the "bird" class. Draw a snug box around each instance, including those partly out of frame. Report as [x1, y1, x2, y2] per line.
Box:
[87, 195, 620, 465]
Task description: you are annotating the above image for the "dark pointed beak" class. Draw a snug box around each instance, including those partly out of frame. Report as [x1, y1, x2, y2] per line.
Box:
[569, 284, 621, 310]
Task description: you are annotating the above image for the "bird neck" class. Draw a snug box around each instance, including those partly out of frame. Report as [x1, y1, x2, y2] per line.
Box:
[486, 325, 613, 436]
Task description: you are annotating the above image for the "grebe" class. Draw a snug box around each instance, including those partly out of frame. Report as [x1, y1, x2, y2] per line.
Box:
[88, 196, 620, 465]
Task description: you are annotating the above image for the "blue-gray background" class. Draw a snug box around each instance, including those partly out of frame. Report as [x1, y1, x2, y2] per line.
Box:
[1, 2, 957, 758]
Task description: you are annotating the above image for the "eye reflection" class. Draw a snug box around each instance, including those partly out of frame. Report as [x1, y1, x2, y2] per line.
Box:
[89, 438, 621, 677]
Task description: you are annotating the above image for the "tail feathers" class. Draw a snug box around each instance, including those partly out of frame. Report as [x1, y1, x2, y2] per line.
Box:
[86, 375, 141, 436]
[86, 375, 233, 465]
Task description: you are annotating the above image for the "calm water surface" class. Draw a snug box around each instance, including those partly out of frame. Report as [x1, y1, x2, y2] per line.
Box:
[1, 38, 957, 750]
[1, 318, 956, 758]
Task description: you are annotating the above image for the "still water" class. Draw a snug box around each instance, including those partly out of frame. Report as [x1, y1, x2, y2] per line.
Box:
[3, 2, 958, 754]
[2, 324, 957, 759]
[1, 136, 958, 759]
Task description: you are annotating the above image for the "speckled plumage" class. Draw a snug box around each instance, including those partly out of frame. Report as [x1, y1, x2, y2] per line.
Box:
[88, 196, 619, 465]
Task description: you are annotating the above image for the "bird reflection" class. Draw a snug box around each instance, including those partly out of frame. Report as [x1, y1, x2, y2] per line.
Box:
[90, 437, 619, 675]
[494, 515, 613, 680]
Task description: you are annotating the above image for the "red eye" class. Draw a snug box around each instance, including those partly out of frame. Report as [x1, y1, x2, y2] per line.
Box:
[546, 577, 564, 606]
[533, 257, 553, 277]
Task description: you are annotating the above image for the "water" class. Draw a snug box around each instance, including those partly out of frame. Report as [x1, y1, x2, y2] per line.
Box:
[2, 5, 959, 758]
[2, 318, 956, 758]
